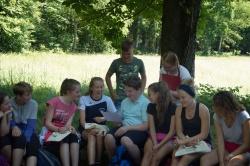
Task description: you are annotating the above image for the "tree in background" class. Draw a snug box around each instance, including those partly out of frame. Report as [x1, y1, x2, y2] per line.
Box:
[0, 0, 249, 59]
[197, 0, 250, 55]
[0, 0, 40, 52]
[63, 0, 202, 75]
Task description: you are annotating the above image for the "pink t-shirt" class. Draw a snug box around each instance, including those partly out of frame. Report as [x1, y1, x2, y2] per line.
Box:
[47, 97, 77, 128]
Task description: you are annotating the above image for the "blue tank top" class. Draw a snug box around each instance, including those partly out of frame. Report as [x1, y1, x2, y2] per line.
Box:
[181, 102, 211, 143]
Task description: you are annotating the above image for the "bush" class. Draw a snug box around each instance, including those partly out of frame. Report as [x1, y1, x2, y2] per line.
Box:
[197, 84, 250, 112]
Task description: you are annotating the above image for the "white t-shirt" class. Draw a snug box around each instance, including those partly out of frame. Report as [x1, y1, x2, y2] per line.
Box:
[160, 65, 191, 81]
[79, 95, 117, 112]
[78, 95, 117, 123]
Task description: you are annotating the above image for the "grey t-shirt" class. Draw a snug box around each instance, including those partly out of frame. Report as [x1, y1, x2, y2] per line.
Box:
[11, 98, 38, 124]
[214, 110, 250, 144]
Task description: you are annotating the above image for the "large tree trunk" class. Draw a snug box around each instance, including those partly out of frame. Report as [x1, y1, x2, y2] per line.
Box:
[161, 0, 202, 77]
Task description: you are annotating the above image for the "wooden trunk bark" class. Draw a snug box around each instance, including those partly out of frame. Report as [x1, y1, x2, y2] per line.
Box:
[161, 0, 202, 77]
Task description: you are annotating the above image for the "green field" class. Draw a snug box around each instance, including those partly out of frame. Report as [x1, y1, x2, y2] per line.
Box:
[1, 52, 250, 129]
[1, 52, 250, 94]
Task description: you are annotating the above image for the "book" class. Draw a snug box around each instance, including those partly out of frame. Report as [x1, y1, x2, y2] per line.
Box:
[175, 140, 211, 157]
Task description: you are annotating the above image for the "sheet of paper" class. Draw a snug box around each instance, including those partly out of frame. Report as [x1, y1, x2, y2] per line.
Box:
[101, 111, 122, 122]
[85, 123, 96, 129]
[47, 131, 71, 142]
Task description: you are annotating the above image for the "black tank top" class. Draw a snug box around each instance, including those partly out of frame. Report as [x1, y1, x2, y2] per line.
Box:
[181, 102, 211, 143]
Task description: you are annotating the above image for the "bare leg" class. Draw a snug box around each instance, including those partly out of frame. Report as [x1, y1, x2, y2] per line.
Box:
[60, 143, 70, 166]
[228, 153, 250, 166]
[104, 134, 116, 160]
[151, 141, 174, 166]
[88, 134, 96, 165]
[141, 139, 153, 166]
[1, 145, 11, 161]
[70, 142, 79, 166]
[121, 136, 141, 165]
[96, 135, 103, 163]
[177, 153, 202, 166]
[26, 156, 37, 166]
[200, 149, 219, 166]
[171, 148, 179, 166]
[12, 148, 24, 166]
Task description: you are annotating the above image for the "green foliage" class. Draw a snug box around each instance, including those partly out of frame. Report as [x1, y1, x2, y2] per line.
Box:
[0, 0, 40, 52]
[197, 0, 250, 55]
[197, 84, 250, 112]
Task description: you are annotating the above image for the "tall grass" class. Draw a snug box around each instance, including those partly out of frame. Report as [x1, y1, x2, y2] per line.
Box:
[1, 52, 250, 130]
[1, 52, 250, 93]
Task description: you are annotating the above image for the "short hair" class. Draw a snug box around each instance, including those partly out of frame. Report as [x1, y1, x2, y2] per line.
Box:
[121, 39, 133, 52]
[13, 82, 32, 96]
[60, 78, 80, 96]
[162, 51, 179, 66]
[124, 76, 141, 90]
[0, 91, 7, 105]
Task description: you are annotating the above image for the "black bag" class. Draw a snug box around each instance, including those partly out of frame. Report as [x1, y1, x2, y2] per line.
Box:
[37, 148, 60, 166]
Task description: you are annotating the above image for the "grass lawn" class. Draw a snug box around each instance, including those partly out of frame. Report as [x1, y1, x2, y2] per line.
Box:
[1, 52, 250, 94]
[0, 52, 250, 129]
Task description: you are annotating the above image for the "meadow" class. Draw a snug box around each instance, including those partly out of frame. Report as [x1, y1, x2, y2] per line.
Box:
[1, 52, 250, 129]
[1, 52, 250, 93]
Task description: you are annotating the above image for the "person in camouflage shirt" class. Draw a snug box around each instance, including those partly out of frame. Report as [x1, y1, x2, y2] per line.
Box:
[105, 39, 147, 110]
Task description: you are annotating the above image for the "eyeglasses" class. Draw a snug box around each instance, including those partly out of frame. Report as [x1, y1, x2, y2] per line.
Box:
[164, 66, 178, 73]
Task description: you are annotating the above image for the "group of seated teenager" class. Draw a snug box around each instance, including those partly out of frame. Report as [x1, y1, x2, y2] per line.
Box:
[0, 76, 249, 166]
[0, 39, 250, 166]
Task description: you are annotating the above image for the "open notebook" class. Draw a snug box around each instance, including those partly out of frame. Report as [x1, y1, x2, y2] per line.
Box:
[175, 140, 211, 157]
[47, 131, 71, 142]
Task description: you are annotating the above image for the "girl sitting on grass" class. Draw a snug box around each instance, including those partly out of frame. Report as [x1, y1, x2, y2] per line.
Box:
[141, 82, 176, 166]
[201, 91, 250, 166]
[171, 84, 211, 166]
[44, 78, 81, 166]
[78, 77, 117, 166]
[0, 91, 12, 163]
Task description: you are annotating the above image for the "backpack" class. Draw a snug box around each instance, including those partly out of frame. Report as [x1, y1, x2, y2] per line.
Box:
[109, 145, 132, 166]
[37, 148, 60, 166]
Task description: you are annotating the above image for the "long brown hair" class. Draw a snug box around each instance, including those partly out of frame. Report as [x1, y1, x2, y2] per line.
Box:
[60, 78, 80, 96]
[148, 81, 172, 125]
[213, 91, 245, 114]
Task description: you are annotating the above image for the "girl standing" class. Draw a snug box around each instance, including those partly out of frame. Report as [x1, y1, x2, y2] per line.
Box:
[159, 51, 191, 102]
